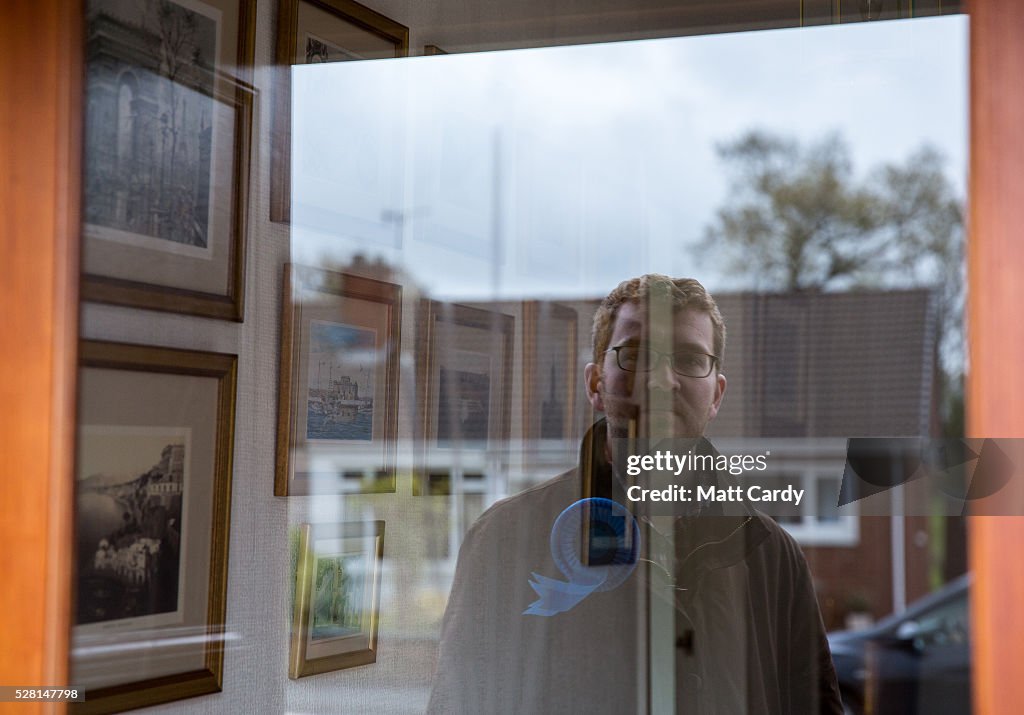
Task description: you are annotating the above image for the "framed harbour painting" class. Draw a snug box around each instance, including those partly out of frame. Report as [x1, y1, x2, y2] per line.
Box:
[276, 265, 401, 496]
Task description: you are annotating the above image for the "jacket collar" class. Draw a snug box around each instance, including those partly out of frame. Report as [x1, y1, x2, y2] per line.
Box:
[577, 419, 771, 578]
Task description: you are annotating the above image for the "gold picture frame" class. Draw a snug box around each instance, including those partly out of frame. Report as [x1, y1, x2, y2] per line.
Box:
[72, 341, 237, 714]
[80, 0, 256, 321]
[276, 264, 402, 496]
[271, 0, 409, 223]
[290, 521, 385, 678]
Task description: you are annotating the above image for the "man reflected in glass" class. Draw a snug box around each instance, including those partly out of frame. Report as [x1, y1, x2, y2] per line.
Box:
[429, 275, 843, 714]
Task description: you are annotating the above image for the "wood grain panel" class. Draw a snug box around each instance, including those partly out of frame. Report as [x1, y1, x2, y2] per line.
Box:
[968, 1, 1024, 714]
[0, 1, 81, 712]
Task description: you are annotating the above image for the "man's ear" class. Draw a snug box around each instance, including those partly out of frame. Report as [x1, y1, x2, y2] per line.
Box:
[584, 362, 604, 412]
[708, 372, 727, 421]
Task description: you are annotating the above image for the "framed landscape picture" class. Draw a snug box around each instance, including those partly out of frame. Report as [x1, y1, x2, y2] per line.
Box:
[289, 521, 385, 678]
[276, 265, 402, 496]
[414, 301, 514, 494]
[80, 0, 255, 321]
[271, 0, 409, 222]
[72, 341, 237, 714]
[522, 301, 579, 443]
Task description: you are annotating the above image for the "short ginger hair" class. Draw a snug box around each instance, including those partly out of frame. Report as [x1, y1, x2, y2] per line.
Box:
[591, 274, 726, 367]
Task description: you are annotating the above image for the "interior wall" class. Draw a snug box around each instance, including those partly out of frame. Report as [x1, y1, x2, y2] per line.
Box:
[81, 2, 456, 712]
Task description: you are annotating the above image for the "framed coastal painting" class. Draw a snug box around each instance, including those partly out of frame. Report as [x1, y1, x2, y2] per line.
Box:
[72, 341, 237, 714]
[80, 0, 255, 321]
[271, 0, 409, 222]
[289, 521, 385, 678]
[414, 301, 514, 494]
[522, 301, 579, 443]
[276, 265, 402, 496]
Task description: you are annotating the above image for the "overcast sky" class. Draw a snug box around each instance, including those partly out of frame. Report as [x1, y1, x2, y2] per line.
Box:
[291, 15, 967, 300]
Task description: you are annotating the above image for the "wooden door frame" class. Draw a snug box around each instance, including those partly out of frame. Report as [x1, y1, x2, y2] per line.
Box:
[0, 0, 81, 711]
[968, 2, 1024, 714]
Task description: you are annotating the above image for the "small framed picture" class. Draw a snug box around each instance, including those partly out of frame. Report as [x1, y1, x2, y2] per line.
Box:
[80, 0, 256, 321]
[276, 264, 402, 496]
[522, 301, 579, 442]
[72, 341, 237, 714]
[414, 301, 514, 493]
[271, 0, 409, 222]
[290, 521, 385, 678]
[838, 0, 901, 23]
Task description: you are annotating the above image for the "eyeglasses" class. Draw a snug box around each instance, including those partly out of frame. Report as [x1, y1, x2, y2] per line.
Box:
[605, 345, 718, 378]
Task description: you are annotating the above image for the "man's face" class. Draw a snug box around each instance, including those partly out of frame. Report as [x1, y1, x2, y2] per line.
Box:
[585, 301, 727, 440]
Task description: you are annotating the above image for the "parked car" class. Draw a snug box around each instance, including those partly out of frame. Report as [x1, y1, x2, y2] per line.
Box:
[828, 574, 971, 715]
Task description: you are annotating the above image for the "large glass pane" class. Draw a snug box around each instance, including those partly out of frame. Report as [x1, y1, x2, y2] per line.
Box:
[284, 15, 969, 714]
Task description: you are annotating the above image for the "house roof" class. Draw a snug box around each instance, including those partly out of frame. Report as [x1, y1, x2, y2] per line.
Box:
[710, 289, 938, 438]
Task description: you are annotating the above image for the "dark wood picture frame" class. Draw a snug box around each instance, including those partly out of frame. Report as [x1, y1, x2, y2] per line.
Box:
[276, 264, 402, 496]
[72, 340, 237, 714]
[414, 300, 514, 495]
[521, 301, 579, 442]
[79, 0, 256, 321]
[271, 0, 409, 223]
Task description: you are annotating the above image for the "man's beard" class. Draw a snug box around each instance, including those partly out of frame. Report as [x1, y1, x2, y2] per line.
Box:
[604, 406, 704, 441]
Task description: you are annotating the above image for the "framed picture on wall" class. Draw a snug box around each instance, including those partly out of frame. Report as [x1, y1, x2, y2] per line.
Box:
[276, 264, 402, 496]
[271, 0, 409, 222]
[522, 301, 579, 443]
[72, 341, 237, 714]
[414, 301, 514, 494]
[838, 0, 901, 23]
[80, 0, 255, 321]
[289, 521, 385, 678]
